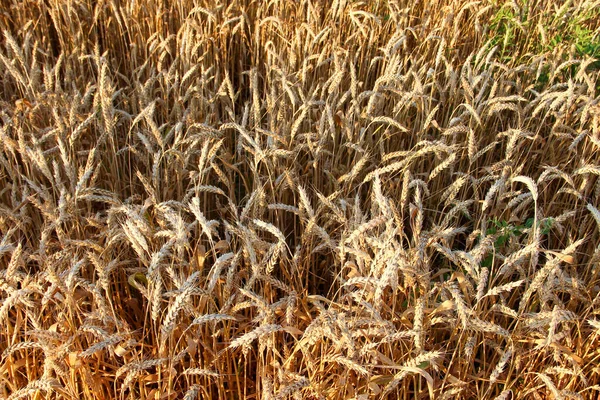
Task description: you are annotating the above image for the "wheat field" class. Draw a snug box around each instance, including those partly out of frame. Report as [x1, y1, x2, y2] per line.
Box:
[0, 0, 599, 399]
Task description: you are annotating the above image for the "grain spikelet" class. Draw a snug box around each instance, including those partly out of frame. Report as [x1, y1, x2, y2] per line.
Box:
[345, 216, 387, 244]
[536, 373, 565, 400]
[191, 313, 235, 326]
[7, 379, 60, 400]
[587, 203, 600, 230]
[519, 256, 560, 313]
[196, 185, 227, 197]
[183, 385, 202, 400]
[482, 176, 506, 211]
[161, 272, 200, 338]
[6, 242, 23, 282]
[190, 197, 218, 242]
[229, 324, 284, 352]
[268, 203, 300, 215]
[206, 252, 234, 292]
[588, 319, 600, 333]
[297, 185, 314, 219]
[274, 377, 309, 400]
[471, 141, 499, 162]
[122, 219, 150, 258]
[252, 219, 286, 244]
[475, 267, 489, 302]
[182, 368, 220, 377]
[440, 175, 467, 206]
[80, 333, 125, 358]
[383, 351, 442, 395]
[573, 165, 600, 176]
[370, 116, 409, 132]
[363, 158, 411, 183]
[490, 348, 513, 384]
[429, 152, 456, 181]
[483, 280, 524, 298]
[2, 341, 43, 360]
[414, 297, 424, 351]
[325, 354, 369, 375]
[338, 153, 370, 183]
[448, 284, 469, 328]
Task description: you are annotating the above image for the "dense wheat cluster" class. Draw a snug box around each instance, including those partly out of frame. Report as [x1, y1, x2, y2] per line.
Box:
[1, 0, 600, 398]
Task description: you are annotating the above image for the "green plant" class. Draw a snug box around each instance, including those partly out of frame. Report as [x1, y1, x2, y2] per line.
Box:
[488, 5, 524, 62]
[480, 217, 554, 267]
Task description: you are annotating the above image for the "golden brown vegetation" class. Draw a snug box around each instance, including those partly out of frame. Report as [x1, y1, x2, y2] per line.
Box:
[1, 0, 600, 398]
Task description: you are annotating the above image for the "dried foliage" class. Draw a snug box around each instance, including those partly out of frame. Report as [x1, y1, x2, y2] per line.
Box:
[1, 0, 600, 399]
